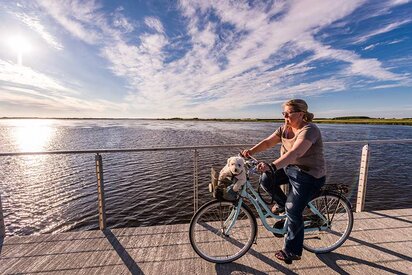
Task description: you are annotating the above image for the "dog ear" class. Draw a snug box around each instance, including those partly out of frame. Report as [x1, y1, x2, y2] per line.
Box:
[227, 157, 233, 165]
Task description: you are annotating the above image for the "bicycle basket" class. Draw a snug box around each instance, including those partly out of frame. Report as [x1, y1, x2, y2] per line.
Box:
[209, 167, 238, 201]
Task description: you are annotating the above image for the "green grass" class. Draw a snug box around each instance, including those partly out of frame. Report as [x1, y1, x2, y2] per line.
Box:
[1, 117, 411, 125]
[160, 117, 412, 125]
[314, 118, 412, 125]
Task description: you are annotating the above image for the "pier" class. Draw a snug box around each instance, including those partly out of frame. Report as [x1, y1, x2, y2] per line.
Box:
[0, 208, 411, 274]
[1, 140, 412, 274]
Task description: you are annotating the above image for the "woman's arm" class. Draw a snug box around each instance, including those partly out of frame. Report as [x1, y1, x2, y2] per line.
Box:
[256, 138, 313, 172]
[245, 131, 281, 156]
[273, 138, 312, 169]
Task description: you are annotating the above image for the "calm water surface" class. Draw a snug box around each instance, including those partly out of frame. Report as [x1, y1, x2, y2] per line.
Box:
[0, 119, 411, 236]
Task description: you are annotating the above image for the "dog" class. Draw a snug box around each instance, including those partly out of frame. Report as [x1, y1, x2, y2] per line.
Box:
[219, 156, 247, 192]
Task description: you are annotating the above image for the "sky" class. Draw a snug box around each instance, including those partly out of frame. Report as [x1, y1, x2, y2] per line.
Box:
[0, 0, 411, 119]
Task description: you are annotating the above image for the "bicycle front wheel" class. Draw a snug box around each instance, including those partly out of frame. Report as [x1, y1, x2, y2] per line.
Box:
[189, 200, 257, 263]
[303, 193, 353, 253]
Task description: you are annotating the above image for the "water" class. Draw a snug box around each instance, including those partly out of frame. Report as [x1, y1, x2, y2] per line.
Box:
[0, 119, 411, 236]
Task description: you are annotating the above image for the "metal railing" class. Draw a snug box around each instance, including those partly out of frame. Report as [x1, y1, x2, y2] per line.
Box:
[0, 194, 5, 238]
[0, 144, 256, 236]
[0, 139, 411, 237]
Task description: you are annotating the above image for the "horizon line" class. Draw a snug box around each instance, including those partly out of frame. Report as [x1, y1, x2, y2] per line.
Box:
[1, 116, 411, 120]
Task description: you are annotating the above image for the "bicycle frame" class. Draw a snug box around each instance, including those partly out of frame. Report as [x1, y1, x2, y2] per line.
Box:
[223, 179, 330, 236]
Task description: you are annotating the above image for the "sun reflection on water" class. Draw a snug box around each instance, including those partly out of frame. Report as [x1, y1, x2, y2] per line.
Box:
[5, 119, 62, 235]
[13, 119, 56, 152]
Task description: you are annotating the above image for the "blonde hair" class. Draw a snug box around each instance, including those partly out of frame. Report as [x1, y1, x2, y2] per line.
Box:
[283, 99, 314, 122]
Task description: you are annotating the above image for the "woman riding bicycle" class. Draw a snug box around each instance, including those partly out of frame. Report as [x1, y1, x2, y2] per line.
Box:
[242, 98, 326, 263]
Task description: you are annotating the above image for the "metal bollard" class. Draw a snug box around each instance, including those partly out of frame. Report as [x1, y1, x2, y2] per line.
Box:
[0, 194, 5, 238]
[356, 144, 370, 212]
[95, 154, 107, 230]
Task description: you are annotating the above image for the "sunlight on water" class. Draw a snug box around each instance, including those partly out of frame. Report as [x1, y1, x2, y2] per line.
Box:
[12, 119, 55, 152]
[4, 120, 64, 235]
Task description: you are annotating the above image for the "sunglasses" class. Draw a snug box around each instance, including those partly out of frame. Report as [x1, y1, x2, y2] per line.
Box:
[282, 111, 300, 117]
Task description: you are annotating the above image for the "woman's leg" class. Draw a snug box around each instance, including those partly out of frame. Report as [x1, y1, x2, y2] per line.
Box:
[283, 167, 325, 256]
[260, 171, 287, 208]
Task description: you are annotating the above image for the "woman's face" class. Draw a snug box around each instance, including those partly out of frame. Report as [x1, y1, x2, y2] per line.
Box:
[282, 105, 303, 127]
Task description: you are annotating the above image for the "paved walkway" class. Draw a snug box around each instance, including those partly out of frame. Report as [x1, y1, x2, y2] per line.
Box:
[1, 208, 411, 274]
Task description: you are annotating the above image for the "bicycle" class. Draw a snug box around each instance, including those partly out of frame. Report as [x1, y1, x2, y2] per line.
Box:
[189, 157, 354, 264]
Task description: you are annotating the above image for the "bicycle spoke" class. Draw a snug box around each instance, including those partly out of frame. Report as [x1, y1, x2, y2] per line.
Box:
[189, 201, 257, 263]
[303, 194, 353, 253]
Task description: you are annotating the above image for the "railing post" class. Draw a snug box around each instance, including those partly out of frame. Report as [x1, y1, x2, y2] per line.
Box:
[193, 149, 199, 213]
[95, 153, 107, 230]
[356, 144, 370, 212]
[0, 194, 5, 238]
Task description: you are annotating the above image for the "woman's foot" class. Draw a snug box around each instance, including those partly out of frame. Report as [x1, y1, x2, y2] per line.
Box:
[274, 249, 301, 264]
[271, 204, 285, 214]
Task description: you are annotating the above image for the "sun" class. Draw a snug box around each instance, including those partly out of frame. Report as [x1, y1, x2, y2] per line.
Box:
[12, 119, 55, 152]
[7, 35, 32, 65]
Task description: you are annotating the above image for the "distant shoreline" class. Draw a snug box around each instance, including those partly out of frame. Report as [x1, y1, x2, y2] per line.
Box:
[1, 117, 411, 125]
[163, 117, 412, 125]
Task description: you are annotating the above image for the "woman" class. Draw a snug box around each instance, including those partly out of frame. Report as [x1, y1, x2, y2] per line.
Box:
[242, 99, 326, 263]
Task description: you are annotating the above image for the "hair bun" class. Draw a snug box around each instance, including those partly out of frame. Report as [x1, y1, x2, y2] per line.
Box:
[304, 112, 314, 122]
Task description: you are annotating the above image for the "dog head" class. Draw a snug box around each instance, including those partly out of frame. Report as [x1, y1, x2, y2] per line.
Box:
[227, 156, 245, 175]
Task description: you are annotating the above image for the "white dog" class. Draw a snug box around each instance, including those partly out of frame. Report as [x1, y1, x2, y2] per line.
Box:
[219, 156, 247, 192]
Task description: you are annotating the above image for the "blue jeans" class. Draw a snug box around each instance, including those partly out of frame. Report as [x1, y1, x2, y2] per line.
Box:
[283, 166, 325, 256]
[260, 170, 288, 208]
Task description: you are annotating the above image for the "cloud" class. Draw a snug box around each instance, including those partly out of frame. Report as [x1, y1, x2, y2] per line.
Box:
[363, 43, 379, 50]
[363, 38, 407, 51]
[0, 59, 125, 116]
[144, 17, 165, 33]
[2, 0, 409, 118]
[0, 87, 124, 116]
[36, 0, 101, 44]
[112, 7, 135, 33]
[107, 0, 407, 116]
[293, 33, 408, 82]
[0, 59, 75, 94]
[369, 83, 405, 89]
[388, 38, 407, 44]
[389, 0, 411, 6]
[347, 58, 401, 80]
[354, 19, 411, 44]
[12, 12, 63, 50]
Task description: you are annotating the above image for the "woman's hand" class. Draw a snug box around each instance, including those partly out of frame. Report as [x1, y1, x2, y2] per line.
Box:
[241, 149, 251, 158]
[257, 162, 270, 173]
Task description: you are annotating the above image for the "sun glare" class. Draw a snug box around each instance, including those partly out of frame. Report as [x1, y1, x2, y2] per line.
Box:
[13, 120, 55, 152]
[7, 35, 32, 65]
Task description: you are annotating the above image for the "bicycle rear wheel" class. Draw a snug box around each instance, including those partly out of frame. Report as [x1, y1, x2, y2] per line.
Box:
[189, 200, 257, 263]
[303, 193, 353, 253]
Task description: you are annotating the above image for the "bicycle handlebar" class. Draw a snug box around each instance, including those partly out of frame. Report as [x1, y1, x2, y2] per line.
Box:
[238, 151, 260, 175]
[238, 151, 258, 162]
